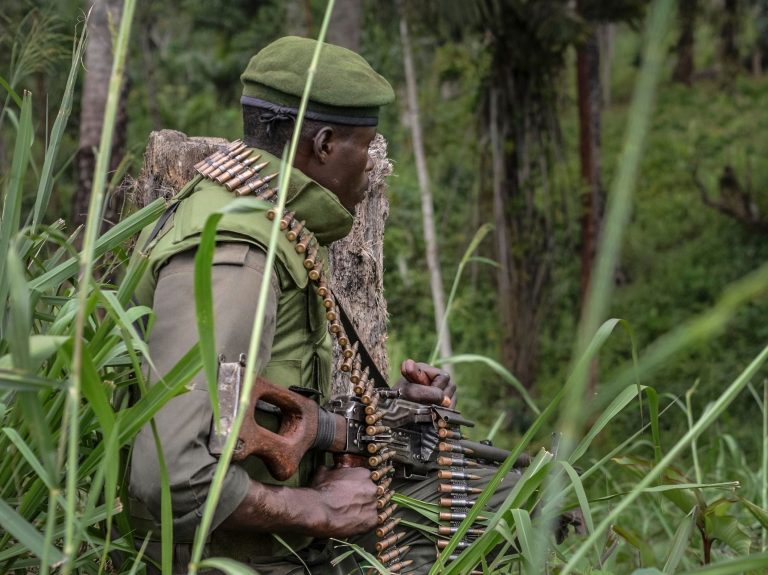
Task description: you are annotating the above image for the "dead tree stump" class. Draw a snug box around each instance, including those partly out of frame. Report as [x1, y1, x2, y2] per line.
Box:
[135, 129, 391, 394]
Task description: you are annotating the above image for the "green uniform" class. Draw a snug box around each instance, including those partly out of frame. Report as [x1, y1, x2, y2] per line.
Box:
[129, 35, 525, 575]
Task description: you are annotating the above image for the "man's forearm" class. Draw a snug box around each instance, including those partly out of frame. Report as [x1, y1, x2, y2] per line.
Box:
[218, 466, 378, 539]
[219, 481, 327, 535]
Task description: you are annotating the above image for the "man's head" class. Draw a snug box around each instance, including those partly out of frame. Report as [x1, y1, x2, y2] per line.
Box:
[240, 36, 394, 212]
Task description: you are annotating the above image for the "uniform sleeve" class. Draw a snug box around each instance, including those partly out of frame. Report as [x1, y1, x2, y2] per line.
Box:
[130, 242, 280, 540]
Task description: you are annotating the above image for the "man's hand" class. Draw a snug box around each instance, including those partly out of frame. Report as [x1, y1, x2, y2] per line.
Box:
[396, 358, 456, 408]
[310, 466, 378, 537]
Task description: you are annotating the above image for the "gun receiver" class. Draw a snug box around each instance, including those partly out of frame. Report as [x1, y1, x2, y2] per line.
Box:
[211, 364, 510, 481]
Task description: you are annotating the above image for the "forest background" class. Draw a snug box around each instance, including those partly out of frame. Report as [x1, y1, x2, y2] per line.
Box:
[4, 0, 766, 450]
[2, 0, 768, 572]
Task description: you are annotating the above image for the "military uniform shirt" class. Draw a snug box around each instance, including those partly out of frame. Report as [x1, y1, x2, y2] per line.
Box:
[130, 242, 280, 540]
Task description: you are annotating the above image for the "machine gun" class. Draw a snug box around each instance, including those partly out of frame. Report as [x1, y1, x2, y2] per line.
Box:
[210, 356, 518, 571]
[209, 356, 513, 481]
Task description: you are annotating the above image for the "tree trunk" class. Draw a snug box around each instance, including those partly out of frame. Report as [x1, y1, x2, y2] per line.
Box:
[75, 0, 127, 231]
[329, 135, 392, 393]
[598, 24, 614, 106]
[285, 0, 312, 37]
[577, 26, 603, 308]
[399, 6, 454, 373]
[135, 130, 392, 395]
[327, 0, 362, 51]
[720, 0, 740, 83]
[672, 0, 697, 85]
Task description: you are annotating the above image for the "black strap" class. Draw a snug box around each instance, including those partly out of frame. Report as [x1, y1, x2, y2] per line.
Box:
[140, 201, 181, 252]
[335, 298, 389, 389]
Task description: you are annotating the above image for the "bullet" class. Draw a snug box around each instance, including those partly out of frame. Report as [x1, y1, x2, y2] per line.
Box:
[437, 539, 469, 550]
[279, 211, 295, 231]
[366, 424, 390, 437]
[257, 187, 277, 201]
[234, 172, 278, 196]
[360, 392, 379, 415]
[387, 559, 413, 573]
[296, 232, 314, 254]
[437, 470, 482, 481]
[376, 490, 393, 509]
[375, 517, 401, 538]
[366, 442, 386, 454]
[438, 525, 486, 536]
[378, 544, 409, 564]
[439, 512, 487, 522]
[377, 503, 397, 524]
[309, 262, 322, 282]
[375, 531, 406, 553]
[439, 497, 476, 508]
[368, 448, 393, 467]
[370, 464, 394, 482]
[438, 429, 463, 440]
[365, 410, 385, 426]
[340, 354, 353, 373]
[375, 476, 393, 496]
[438, 484, 482, 495]
[286, 219, 305, 242]
[223, 157, 266, 188]
[438, 442, 473, 455]
[194, 150, 226, 172]
[436, 456, 480, 468]
[349, 365, 362, 384]
[329, 319, 342, 334]
[337, 333, 349, 347]
[436, 419, 448, 429]
[303, 244, 318, 270]
[316, 280, 329, 297]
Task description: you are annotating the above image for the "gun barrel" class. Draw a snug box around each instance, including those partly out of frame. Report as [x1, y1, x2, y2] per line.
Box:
[458, 440, 510, 463]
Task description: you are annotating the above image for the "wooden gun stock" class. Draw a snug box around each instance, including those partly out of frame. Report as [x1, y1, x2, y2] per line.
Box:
[233, 377, 323, 481]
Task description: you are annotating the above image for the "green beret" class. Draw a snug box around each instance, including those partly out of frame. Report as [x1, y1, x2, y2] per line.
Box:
[241, 36, 394, 126]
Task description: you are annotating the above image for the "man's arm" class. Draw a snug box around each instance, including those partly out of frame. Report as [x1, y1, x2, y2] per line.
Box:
[130, 243, 376, 539]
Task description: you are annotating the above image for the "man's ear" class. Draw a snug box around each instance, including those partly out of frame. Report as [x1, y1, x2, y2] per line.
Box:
[312, 126, 334, 164]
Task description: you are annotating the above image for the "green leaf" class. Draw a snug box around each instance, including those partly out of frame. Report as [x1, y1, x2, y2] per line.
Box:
[737, 497, 768, 529]
[663, 506, 696, 574]
[678, 551, 768, 574]
[32, 19, 87, 228]
[29, 197, 167, 293]
[0, 90, 33, 332]
[6, 245, 32, 370]
[560, 461, 594, 535]
[198, 558, 260, 575]
[613, 524, 658, 568]
[194, 212, 224, 433]
[0, 497, 65, 564]
[2, 427, 55, 490]
[438, 353, 539, 415]
[0, 334, 70, 373]
[705, 515, 751, 555]
[0, 369, 64, 391]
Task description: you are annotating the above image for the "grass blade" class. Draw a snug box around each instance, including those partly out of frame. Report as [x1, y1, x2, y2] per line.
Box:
[0, 497, 64, 565]
[0, 90, 33, 335]
[663, 507, 696, 574]
[32, 19, 88, 228]
[194, 213, 225, 433]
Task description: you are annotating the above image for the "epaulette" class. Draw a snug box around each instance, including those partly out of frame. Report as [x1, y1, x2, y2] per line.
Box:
[193, 139, 279, 198]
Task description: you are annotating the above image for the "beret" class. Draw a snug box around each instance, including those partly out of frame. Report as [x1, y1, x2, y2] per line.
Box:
[241, 36, 395, 126]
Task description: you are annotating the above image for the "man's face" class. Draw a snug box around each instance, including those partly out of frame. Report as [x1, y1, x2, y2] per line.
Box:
[313, 126, 378, 212]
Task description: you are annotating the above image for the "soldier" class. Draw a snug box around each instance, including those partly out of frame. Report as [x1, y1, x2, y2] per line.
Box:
[129, 36, 518, 574]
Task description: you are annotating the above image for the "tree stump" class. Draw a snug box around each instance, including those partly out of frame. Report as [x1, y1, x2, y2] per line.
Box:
[135, 129, 391, 394]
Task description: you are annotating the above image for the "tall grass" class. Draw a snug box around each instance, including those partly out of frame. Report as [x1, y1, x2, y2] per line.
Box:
[1, 0, 767, 573]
